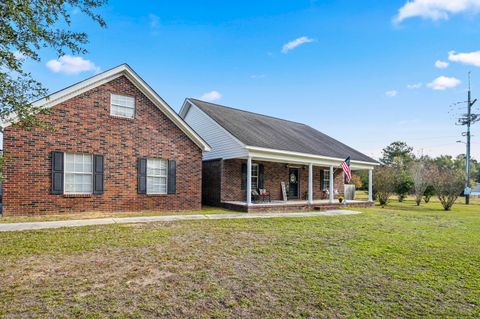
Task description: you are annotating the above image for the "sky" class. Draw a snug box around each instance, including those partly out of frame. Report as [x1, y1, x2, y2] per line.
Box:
[18, 0, 480, 160]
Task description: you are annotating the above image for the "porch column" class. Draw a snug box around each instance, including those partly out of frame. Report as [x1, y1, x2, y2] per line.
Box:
[246, 156, 252, 206]
[368, 169, 373, 202]
[329, 165, 334, 203]
[308, 163, 313, 205]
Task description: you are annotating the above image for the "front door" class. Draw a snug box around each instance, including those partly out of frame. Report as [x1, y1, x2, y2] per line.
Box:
[288, 168, 299, 199]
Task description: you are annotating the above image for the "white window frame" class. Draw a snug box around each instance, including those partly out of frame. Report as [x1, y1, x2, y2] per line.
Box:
[110, 93, 135, 118]
[64, 153, 93, 195]
[146, 158, 168, 195]
[322, 169, 330, 191]
[251, 163, 259, 190]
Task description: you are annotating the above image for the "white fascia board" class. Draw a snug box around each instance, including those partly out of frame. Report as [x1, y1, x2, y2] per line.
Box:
[245, 146, 378, 170]
[2, 64, 211, 152]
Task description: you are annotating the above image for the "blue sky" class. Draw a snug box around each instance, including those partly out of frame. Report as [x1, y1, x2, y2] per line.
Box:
[20, 0, 480, 160]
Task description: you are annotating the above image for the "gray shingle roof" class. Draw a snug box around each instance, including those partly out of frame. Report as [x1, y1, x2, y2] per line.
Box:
[188, 99, 378, 164]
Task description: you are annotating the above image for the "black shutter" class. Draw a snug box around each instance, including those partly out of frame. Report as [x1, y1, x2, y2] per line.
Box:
[93, 155, 104, 194]
[320, 169, 325, 190]
[167, 160, 176, 194]
[137, 157, 147, 194]
[259, 164, 265, 189]
[241, 163, 247, 190]
[51, 151, 64, 194]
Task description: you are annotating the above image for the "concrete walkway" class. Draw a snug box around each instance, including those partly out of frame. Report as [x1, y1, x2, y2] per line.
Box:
[0, 210, 361, 232]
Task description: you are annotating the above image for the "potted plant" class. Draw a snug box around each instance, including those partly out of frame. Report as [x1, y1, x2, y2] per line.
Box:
[338, 196, 344, 203]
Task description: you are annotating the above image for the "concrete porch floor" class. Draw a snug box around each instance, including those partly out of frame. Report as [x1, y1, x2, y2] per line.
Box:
[221, 199, 374, 212]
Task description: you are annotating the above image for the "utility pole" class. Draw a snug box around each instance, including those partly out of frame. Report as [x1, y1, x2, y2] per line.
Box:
[455, 73, 480, 204]
[460, 73, 477, 204]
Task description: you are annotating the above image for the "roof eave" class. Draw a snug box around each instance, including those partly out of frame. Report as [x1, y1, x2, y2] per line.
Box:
[245, 145, 379, 169]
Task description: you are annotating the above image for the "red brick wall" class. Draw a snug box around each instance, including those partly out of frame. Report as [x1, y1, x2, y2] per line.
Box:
[2, 76, 203, 216]
[219, 159, 344, 202]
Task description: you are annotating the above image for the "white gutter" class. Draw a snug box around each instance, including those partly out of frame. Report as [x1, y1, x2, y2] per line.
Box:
[245, 145, 379, 170]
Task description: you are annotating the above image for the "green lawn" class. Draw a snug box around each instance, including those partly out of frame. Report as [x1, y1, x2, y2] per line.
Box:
[0, 199, 479, 318]
[0, 206, 232, 224]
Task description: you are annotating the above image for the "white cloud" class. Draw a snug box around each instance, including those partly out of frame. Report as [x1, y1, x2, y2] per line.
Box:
[407, 82, 423, 89]
[448, 50, 480, 67]
[435, 60, 449, 68]
[385, 90, 398, 97]
[427, 76, 461, 90]
[393, 0, 480, 23]
[46, 55, 100, 75]
[149, 14, 160, 29]
[281, 36, 314, 54]
[200, 90, 222, 102]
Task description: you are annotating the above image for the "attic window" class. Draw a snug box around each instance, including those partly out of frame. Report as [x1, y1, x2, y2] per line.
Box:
[110, 94, 135, 118]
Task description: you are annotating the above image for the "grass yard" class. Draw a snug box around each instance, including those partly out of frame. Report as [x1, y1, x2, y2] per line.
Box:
[0, 199, 479, 318]
[0, 206, 232, 224]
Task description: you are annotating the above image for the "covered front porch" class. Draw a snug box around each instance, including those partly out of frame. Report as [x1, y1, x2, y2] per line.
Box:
[214, 146, 378, 212]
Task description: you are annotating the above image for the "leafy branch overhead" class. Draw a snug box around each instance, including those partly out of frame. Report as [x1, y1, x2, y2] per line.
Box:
[0, 0, 107, 128]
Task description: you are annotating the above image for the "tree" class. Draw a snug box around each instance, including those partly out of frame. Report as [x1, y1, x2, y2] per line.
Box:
[1, 0, 107, 128]
[380, 141, 414, 167]
[373, 166, 396, 207]
[410, 161, 431, 206]
[354, 170, 369, 190]
[350, 175, 363, 189]
[394, 168, 413, 202]
[423, 185, 435, 203]
[431, 166, 464, 211]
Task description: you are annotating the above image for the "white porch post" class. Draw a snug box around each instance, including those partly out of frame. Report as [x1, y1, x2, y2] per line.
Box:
[368, 169, 373, 202]
[308, 163, 313, 205]
[246, 156, 252, 206]
[329, 165, 334, 203]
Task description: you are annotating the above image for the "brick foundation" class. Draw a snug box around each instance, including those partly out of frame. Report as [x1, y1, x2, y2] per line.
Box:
[221, 201, 374, 213]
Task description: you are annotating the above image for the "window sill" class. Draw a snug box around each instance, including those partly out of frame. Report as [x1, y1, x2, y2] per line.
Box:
[145, 193, 171, 197]
[109, 114, 135, 121]
[63, 194, 94, 198]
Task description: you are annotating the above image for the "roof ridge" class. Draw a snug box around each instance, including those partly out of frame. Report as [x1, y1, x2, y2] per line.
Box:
[188, 98, 310, 127]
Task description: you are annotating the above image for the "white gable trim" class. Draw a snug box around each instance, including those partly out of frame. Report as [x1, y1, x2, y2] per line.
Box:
[3, 64, 211, 152]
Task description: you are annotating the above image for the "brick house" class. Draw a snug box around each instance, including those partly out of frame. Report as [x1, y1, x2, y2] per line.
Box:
[2, 64, 210, 216]
[180, 99, 379, 212]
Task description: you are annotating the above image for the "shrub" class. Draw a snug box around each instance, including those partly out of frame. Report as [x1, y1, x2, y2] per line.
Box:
[431, 166, 465, 211]
[423, 185, 435, 203]
[394, 169, 413, 202]
[373, 166, 396, 207]
[410, 161, 431, 206]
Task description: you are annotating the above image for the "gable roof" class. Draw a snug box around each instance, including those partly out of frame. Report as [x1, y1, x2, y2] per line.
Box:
[2, 64, 211, 152]
[186, 98, 377, 164]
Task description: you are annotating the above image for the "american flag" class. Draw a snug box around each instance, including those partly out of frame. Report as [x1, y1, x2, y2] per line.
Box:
[342, 156, 352, 183]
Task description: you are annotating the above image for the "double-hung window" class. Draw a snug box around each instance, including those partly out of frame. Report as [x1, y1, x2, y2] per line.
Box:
[110, 94, 135, 118]
[251, 164, 259, 190]
[147, 158, 168, 194]
[64, 153, 93, 194]
[322, 169, 330, 191]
